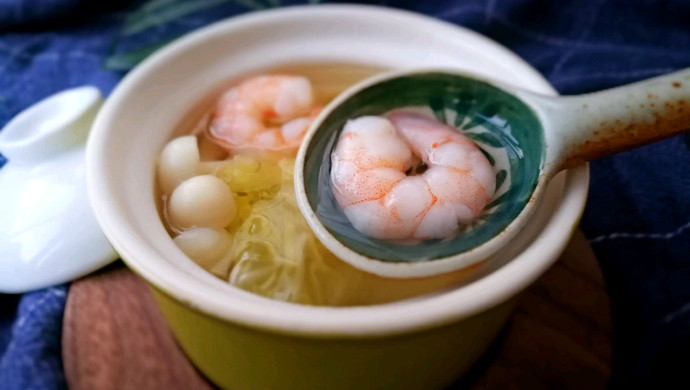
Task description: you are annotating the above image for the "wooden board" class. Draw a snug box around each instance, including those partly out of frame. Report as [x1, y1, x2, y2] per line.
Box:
[62, 230, 611, 389]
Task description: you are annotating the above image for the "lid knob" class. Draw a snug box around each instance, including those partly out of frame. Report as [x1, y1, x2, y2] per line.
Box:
[0, 86, 102, 164]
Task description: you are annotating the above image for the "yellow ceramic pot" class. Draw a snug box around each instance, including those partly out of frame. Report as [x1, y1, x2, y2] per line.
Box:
[152, 288, 516, 390]
[87, 5, 589, 389]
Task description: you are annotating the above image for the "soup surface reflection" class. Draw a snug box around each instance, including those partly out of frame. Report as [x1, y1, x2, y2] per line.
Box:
[157, 63, 482, 306]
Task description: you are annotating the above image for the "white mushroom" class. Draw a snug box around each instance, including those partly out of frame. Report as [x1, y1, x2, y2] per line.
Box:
[174, 227, 234, 275]
[157, 135, 229, 195]
[158, 135, 201, 195]
[168, 174, 236, 231]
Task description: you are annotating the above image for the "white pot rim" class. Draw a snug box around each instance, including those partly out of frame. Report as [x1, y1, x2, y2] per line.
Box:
[87, 4, 589, 338]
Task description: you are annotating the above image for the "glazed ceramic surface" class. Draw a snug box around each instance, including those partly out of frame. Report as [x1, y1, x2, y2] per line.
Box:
[0, 87, 117, 293]
[298, 68, 690, 278]
[299, 73, 542, 272]
[87, 5, 589, 389]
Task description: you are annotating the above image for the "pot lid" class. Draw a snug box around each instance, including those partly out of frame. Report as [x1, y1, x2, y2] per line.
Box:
[0, 86, 118, 293]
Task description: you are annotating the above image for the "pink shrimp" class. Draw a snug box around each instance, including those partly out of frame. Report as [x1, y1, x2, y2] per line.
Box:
[209, 75, 321, 154]
[330, 109, 496, 240]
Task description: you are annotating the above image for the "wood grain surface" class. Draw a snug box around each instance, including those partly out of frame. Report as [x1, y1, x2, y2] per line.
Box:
[62, 230, 611, 390]
[62, 267, 214, 390]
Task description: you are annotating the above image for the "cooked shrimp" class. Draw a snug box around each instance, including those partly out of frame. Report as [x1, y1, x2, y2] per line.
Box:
[330, 109, 496, 240]
[209, 75, 320, 154]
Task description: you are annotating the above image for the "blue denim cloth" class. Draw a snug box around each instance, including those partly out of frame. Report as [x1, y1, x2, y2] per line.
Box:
[1, 0, 689, 388]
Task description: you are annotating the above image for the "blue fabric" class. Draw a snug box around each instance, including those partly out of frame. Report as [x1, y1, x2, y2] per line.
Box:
[1, 0, 689, 388]
[0, 287, 67, 390]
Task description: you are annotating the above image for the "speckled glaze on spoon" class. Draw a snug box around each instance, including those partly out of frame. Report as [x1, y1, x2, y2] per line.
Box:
[296, 68, 690, 278]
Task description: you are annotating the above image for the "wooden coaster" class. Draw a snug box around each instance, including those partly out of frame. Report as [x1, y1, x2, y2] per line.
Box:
[62, 265, 214, 390]
[62, 230, 610, 389]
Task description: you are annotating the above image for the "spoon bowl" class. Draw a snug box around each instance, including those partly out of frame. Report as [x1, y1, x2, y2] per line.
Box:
[296, 68, 690, 278]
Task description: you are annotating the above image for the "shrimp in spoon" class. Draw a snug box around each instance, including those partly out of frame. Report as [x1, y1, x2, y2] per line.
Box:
[330, 109, 496, 240]
[209, 75, 321, 154]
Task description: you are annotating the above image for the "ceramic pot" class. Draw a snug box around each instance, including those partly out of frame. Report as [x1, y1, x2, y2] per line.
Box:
[87, 5, 589, 389]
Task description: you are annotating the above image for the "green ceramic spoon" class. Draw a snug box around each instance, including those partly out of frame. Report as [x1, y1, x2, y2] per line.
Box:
[295, 68, 690, 278]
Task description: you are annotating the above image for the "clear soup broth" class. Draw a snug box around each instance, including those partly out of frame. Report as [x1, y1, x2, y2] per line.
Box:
[157, 63, 483, 306]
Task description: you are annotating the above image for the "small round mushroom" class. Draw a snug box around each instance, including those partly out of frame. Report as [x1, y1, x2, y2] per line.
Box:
[158, 135, 201, 195]
[158, 135, 229, 195]
[174, 227, 233, 274]
[168, 175, 236, 230]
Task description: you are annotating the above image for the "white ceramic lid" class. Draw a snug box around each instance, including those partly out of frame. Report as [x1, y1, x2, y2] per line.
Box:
[0, 86, 118, 293]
